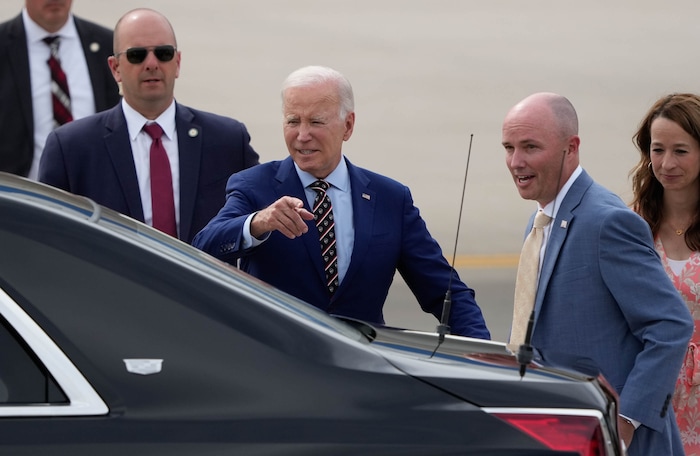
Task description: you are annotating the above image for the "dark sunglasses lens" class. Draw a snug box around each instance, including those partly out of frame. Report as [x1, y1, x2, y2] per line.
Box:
[124, 46, 175, 64]
[153, 46, 175, 62]
[125, 48, 148, 64]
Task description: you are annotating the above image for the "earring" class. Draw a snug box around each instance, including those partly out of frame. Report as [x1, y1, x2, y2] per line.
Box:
[647, 162, 652, 171]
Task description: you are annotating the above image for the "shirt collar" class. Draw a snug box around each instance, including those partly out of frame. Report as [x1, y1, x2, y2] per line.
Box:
[22, 8, 79, 44]
[295, 156, 350, 193]
[122, 99, 177, 141]
[539, 165, 582, 218]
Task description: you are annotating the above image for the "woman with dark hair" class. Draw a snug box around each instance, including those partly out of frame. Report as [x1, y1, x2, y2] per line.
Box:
[631, 93, 700, 454]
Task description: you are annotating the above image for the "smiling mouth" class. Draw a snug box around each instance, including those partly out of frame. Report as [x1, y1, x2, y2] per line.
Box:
[516, 175, 534, 183]
[298, 149, 317, 155]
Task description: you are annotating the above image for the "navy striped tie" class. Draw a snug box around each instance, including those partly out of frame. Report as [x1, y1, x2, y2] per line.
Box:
[310, 180, 339, 295]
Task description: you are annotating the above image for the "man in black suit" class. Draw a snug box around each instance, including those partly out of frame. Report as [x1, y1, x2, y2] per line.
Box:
[0, 0, 120, 178]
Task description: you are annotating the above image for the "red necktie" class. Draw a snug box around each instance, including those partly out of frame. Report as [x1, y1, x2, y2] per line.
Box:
[143, 123, 177, 237]
[310, 180, 339, 295]
[43, 36, 73, 127]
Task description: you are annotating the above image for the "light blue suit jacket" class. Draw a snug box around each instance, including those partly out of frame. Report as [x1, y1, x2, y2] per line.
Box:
[530, 170, 693, 455]
[193, 156, 490, 339]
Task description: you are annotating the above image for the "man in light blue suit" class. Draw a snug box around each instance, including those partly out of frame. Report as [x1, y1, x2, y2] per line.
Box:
[193, 65, 490, 339]
[502, 92, 693, 454]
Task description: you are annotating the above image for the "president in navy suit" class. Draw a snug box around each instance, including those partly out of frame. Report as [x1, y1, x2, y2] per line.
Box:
[0, 0, 120, 178]
[193, 66, 489, 339]
[502, 92, 693, 454]
[38, 8, 258, 243]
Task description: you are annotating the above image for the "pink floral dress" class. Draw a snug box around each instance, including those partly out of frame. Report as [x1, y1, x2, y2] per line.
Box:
[656, 237, 700, 454]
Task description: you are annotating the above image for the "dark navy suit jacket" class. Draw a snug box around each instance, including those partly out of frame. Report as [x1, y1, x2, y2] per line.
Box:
[193, 156, 490, 339]
[38, 102, 259, 244]
[0, 13, 120, 176]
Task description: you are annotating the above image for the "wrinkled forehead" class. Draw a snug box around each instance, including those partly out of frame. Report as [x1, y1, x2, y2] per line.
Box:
[283, 85, 341, 117]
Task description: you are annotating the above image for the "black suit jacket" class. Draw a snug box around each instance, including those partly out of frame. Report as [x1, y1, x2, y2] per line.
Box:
[0, 13, 120, 176]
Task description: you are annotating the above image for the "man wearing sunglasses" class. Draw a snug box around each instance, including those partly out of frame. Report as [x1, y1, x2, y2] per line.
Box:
[38, 8, 259, 243]
[0, 0, 120, 179]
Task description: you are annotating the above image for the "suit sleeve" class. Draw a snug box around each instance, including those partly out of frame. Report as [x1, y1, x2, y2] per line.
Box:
[396, 186, 491, 340]
[38, 131, 70, 191]
[191, 171, 257, 261]
[237, 123, 260, 169]
[599, 209, 692, 430]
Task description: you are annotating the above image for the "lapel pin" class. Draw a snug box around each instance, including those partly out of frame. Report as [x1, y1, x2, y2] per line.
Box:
[188, 128, 199, 138]
[362, 193, 371, 200]
[89, 42, 100, 53]
[560, 220, 568, 229]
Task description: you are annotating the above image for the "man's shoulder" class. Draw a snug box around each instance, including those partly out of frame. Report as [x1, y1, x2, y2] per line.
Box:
[73, 15, 113, 39]
[347, 160, 406, 191]
[176, 104, 248, 131]
[227, 159, 287, 189]
[52, 108, 116, 138]
[0, 13, 23, 37]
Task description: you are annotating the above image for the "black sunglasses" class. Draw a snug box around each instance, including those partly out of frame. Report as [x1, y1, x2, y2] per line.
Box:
[115, 45, 176, 64]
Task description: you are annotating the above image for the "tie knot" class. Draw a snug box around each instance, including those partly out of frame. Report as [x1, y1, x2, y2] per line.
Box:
[533, 211, 552, 229]
[309, 180, 330, 193]
[143, 123, 164, 140]
[43, 36, 61, 57]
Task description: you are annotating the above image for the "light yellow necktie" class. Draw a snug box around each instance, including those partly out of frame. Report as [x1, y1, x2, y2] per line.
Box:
[510, 210, 552, 346]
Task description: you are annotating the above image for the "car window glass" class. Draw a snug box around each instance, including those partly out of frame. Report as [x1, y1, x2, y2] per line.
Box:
[0, 315, 67, 404]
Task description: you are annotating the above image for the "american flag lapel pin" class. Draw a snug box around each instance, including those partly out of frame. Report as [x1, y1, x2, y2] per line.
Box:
[560, 220, 568, 229]
[362, 193, 371, 200]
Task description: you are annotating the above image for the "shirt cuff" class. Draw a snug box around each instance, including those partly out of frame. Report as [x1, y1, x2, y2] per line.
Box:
[620, 414, 640, 429]
[242, 212, 269, 249]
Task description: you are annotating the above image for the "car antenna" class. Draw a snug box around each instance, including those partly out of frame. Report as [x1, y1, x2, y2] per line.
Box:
[516, 148, 566, 378]
[431, 134, 473, 358]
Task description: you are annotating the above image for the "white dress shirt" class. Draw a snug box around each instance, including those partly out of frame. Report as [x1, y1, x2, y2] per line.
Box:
[121, 99, 180, 233]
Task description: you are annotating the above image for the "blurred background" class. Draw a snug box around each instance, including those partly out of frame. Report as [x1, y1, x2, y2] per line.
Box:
[4, 0, 698, 340]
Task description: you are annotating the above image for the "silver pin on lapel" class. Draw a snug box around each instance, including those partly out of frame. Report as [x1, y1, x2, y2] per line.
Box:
[188, 128, 199, 138]
[362, 193, 370, 200]
[560, 220, 568, 229]
[90, 42, 100, 53]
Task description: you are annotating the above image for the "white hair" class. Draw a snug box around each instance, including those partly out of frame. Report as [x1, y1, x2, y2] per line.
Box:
[281, 65, 354, 119]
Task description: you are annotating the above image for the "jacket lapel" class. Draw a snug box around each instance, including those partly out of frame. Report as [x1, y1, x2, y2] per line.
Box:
[274, 158, 327, 284]
[534, 171, 593, 320]
[104, 105, 145, 221]
[334, 159, 374, 299]
[174, 104, 201, 241]
[7, 16, 33, 136]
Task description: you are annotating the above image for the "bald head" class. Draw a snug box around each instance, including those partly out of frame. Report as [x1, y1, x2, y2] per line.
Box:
[502, 92, 581, 206]
[507, 92, 579, 140]
[113, 8, 177, 54]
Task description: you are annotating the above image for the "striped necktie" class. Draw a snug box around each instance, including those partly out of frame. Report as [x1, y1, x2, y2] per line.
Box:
[310, 180, 339, 295]
[43, 36, 73, 127]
